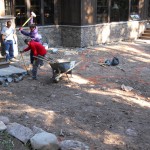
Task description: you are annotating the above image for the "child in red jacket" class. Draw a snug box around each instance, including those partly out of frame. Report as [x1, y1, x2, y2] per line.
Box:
[21, 39, 47, 80]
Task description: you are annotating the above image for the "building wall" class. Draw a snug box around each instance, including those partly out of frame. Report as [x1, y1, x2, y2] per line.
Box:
[17, 25, 62, 48]
[61, 21, 146, 47]
[1, 0, 149, 48]
[16, 20, 146, 48]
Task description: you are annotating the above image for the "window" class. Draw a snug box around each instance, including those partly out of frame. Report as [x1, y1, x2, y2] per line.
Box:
[30, 0, 41, 24]
[110, 0, 129, 22]
[44, 0, 54, 25]
[15, 0, 27, 26]
[15, 0, 54, 26]
[131, 0, 139, 14]
[4, 0, 12, 15]
[148, 0, 150, 17]
[97, 0, 108, 23]
[110, 0, 120, 22]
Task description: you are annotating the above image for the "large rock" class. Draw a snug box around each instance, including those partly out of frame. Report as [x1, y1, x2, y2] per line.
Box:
[30, 132, 60, 150]
[32, 126, 45, 134]
[0, 121, 7, 131]
[6, 122, 34, 144]
[60, 140, 89, 150]
[0, 116, 10, 124]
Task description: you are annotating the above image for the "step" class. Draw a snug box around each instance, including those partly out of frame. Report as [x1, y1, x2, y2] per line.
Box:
[0, 57, 6, 62]
[142, 33, 150, 36]
[139, 36, 150, 40]
[144, 30, 150, 33]
[0, 62, 10, 69]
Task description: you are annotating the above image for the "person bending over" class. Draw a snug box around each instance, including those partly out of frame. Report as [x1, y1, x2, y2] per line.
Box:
[20, 39, 47, 80]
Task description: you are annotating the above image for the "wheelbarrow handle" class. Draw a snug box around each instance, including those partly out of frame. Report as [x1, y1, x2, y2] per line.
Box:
[38, 55, 54, 61]
[33, 56, 55, 64]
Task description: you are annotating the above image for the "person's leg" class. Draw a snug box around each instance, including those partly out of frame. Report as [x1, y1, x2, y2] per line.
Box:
[30, 51, 34, 64]
[4, 41, 10, 61]
[38, 55, 44, 66]
[32, 59, 40, 79]
[9, 40, 14, 59]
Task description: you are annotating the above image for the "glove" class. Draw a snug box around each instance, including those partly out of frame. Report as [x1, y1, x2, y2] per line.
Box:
[19, 27, 22, 31]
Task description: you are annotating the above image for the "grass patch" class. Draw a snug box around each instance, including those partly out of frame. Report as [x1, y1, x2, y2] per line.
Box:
[0, 131, 14, 150]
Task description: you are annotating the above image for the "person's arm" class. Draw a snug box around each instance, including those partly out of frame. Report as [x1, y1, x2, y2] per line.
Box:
[1, 34, 5, 42]
[20, 30, 30, 36]
[20, 46, 31, 53]
[23, 46, 31, 52]
[1, 28, 6, 42]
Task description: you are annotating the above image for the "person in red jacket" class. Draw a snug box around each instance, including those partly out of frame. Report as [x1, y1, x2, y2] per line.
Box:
[21, 39, 47, 80]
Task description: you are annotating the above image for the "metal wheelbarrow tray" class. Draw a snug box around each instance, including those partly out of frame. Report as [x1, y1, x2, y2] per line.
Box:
[34, 56, 81, 83]
[50, 59, 76, 83]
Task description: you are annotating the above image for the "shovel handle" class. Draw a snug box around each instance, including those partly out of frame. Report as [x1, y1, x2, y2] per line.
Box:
[20, 53, 28, 72]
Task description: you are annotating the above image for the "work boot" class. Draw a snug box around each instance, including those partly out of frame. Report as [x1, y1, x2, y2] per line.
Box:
[10, 58, 19, 62]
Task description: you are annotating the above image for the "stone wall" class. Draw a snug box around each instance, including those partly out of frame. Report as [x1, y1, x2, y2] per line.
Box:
[17, 25, 62, 48]
[17, 21, 146, 48]
[62, 21, 146, 47]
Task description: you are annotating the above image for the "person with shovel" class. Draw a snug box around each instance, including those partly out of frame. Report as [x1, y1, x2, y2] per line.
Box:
[20, 39, 47, 80]
[19, 24, 42, 65]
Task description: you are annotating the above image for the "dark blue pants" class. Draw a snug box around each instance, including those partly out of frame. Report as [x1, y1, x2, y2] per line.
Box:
[30, 51, 34, 64]
[3, 40, 14, 61]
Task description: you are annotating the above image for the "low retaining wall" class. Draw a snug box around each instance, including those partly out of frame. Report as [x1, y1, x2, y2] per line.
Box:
[17, 20, 146, 48]
[61, 21, 146, 47]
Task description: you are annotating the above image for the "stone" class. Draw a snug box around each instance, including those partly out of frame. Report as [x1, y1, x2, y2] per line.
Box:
[0, 77, 5, 85]
[126, 128, 137, 137]
[0, 121, 7, 131]
[0, 116, 10, 124]
[0, 65, 26, 76]
[2, 81, 9, 87]
[60, 140, 89, 150]
[6, 122, 34, 144]
[6, 77, 13, 83]
[32, 126, 45, 134]
[30, 132, 60, 150]
[121, 84, 133, 92]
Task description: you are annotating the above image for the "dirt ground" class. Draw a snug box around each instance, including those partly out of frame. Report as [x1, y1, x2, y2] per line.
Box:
[0, 39, 150, 150]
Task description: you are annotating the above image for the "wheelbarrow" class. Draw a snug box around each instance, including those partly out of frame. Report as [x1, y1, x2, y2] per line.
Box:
[34, 56, 82, 83]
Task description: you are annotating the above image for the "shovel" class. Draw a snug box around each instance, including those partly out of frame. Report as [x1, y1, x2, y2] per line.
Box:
[20, 53, 30, 75]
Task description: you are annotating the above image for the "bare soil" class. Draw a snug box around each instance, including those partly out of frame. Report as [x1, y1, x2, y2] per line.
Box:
[0, 40, 150, 150]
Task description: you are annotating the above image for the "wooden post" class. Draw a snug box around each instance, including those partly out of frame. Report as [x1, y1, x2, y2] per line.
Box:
[128, 0, 131, 20]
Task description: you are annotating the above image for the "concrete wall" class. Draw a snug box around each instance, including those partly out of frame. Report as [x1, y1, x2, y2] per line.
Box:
[17, 20, 146, 48]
